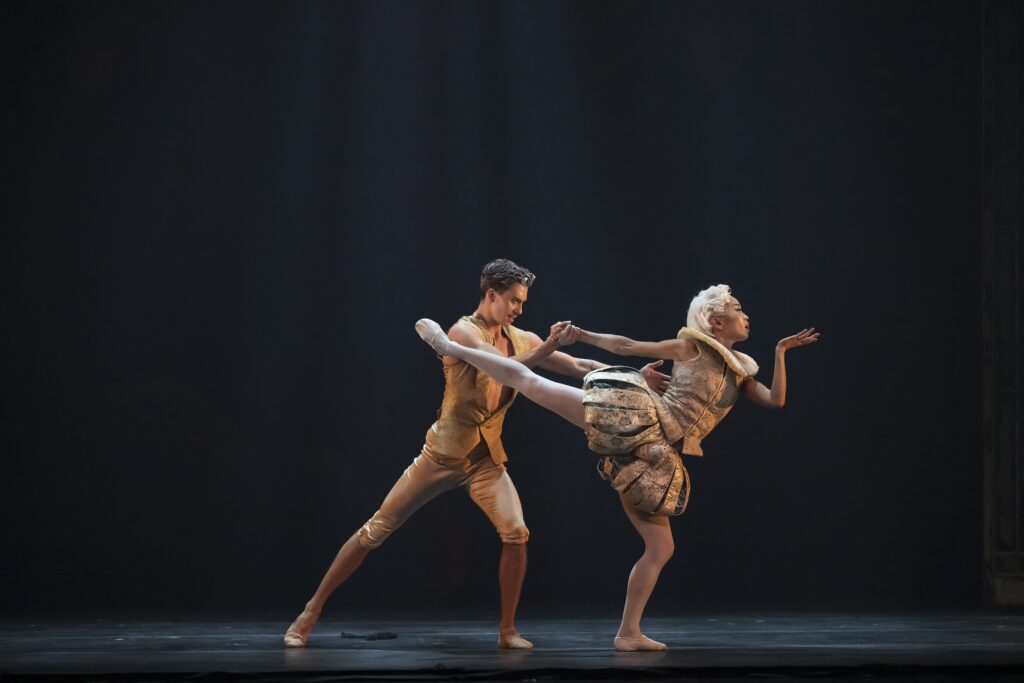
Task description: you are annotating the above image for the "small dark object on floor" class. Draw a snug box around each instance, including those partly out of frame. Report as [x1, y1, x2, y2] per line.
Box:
[339, 630, 398, 640]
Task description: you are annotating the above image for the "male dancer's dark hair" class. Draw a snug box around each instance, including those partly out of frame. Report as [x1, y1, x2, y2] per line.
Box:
[479, 259, 536, 297]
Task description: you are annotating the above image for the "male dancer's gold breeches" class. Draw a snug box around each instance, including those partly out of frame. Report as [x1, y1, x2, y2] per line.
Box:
[357, 442, 529, 549]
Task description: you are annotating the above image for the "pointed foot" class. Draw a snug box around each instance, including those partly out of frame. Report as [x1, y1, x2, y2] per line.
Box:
[283, 608, 320, 648]
[415, 318, 451, 356]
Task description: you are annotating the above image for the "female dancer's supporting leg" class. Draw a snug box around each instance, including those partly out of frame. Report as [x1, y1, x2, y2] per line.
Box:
[417, 319, 672, 651]
[615, 496, 673, 651]
[416, 319, 587, 429]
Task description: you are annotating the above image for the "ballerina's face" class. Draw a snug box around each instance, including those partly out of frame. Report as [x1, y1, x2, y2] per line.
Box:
[710, 296, 750, 344]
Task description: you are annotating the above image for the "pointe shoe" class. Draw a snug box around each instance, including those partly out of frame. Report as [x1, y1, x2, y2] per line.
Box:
[415, 318, 451, 356]
[283, 609, 319, 648]
[498, 632, 534, 649]
[614, 634, 668, 652]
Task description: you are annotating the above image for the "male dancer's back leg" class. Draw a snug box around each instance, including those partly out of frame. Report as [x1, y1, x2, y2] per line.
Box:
[284, 444, 534, 648]
[284, 450, 461, 647]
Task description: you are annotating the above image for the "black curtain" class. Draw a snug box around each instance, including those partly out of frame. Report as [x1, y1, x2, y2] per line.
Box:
[1, 1, 981, 616]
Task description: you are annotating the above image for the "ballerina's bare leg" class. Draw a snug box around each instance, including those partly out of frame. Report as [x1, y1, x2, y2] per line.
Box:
[415, 319, 587, 429]
[614, 496, 672, 651]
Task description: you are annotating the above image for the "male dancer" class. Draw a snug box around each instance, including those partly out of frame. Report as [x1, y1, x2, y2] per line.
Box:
[284, 259, 669, 649]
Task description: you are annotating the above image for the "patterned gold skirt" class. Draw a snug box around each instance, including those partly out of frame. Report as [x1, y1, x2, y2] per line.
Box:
[583, 367, 690, 517]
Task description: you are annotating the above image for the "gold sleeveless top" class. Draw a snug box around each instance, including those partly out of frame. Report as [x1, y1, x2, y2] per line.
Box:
[660, 327, 759, 456]
[424, 314, 532, 466]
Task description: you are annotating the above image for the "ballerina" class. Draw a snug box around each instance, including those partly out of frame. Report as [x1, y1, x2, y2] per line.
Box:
[415, 284, 819, 651]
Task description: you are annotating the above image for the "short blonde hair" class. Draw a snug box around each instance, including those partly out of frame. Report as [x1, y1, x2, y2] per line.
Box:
[686, 284, 733, 335]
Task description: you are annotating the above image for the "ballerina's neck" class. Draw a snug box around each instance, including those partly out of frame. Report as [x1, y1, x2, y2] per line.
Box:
[711, 332, 735, 349]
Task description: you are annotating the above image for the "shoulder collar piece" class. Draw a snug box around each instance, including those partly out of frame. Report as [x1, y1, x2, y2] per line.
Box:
[676, 327, 759, 378]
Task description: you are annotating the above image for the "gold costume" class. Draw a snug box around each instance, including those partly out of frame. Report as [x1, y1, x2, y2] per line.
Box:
[358, 314, 533, 549]
[589, 327, 759, 517]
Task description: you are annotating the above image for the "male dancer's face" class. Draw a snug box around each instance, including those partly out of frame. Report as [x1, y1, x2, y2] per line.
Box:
[483, 283, 529, 326]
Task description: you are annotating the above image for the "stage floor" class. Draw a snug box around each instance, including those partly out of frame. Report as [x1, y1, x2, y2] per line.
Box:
[2, 614, 1023, 680]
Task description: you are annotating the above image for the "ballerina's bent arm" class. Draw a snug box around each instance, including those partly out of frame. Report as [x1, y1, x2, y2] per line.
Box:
[740, 328, 819, 409]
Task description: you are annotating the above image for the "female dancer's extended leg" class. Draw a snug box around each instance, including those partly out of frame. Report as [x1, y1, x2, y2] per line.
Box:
[615, 495, 673, 652]
[416, 319, 587, 429]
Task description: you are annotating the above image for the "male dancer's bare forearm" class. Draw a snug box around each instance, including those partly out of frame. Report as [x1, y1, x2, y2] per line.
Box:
[535, 349, 607, 379]
[568, 357, 607, 379]
[509, 338, 564, 369]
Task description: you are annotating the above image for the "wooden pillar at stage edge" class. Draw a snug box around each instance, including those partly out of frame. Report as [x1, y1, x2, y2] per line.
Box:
[983, 0, 1024, 607]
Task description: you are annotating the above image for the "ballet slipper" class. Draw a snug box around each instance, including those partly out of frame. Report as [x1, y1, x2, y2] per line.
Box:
[415, 318, 451, 356]
[498, 632, 534, 649]
[283, 607, 320, 648]
[614, 634, 668, 652]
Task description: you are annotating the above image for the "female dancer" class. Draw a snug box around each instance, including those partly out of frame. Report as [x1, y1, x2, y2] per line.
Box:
[415, 284, 818, 651]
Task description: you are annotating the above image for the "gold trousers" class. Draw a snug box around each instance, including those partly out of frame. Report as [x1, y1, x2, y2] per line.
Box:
[357, 443, 529, 549]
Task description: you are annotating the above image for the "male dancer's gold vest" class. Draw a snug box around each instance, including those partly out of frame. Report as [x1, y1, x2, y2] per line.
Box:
[425, 314, 531, 466]
[588, 327, 758, 516]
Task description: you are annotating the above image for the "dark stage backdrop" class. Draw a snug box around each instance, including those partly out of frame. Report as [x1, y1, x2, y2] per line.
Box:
[1, 1, 981, 617]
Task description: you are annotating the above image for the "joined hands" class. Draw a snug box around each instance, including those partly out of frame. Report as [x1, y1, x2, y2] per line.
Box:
[547, 321, 582, 348]
[547, 322, 671, 394]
